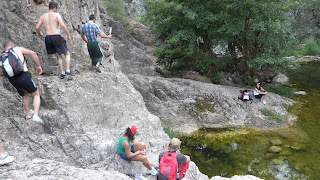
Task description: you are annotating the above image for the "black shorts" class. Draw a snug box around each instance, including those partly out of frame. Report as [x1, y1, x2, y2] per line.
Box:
[45, 35, 68, 55]
[8, 72, 37, 96]
[255, 94, 263, 99]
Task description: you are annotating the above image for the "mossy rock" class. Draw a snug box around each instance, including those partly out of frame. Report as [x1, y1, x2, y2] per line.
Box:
[279, 149, 292, 156]
[289, 142, 306, 151]
[268, 146, 283, 153]
[275, 128, 310, 143]
[272, 158, 284, 165]
[270, 139, 283, 146]
[266, 153, 274, 159]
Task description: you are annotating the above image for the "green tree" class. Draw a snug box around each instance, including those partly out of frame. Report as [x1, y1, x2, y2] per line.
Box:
[145, 0, 296, 78]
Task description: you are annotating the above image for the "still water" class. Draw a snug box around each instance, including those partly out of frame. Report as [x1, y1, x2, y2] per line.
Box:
[180, 61, 320, 180]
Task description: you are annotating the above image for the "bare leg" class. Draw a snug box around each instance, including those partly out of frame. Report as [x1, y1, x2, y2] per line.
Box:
[64, 51, 71, 71]
[0, 145, 4, 157]
[22, 91, 32, 117]
[96, 62, 100, 67]
[133, 142, 147, 152]
[132, 154, 152, 170]
[56, 53, 64, 73]
[262, 92, 267, 101]
[31, 90, 41, 117]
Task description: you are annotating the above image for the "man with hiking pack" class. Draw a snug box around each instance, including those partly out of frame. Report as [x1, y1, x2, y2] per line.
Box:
[158, 138, 191, 180]
[81, 14, 112, 73]
[0, 41, 43, 123]
[36, 2, 74, 79]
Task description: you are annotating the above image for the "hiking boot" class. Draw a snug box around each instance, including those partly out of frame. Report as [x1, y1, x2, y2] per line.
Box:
[65, 71, 75, 76]
[147, 167, 158, 175]
[0, 154, 14, 165]
[135, 174, 147, 180]
[95, 66, 101, 73]
[32, 116, 43, 124]
[60, 74, 66, 79]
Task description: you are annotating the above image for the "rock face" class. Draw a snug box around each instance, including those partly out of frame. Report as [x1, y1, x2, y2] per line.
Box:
[128, 74, 296, 133]
[0, 0, 291, 179]
[272, 73, 289, 85]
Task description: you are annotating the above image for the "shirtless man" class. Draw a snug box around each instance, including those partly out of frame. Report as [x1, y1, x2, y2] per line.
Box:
[1, 41, 43, 123]
[36, 2, 73, 79]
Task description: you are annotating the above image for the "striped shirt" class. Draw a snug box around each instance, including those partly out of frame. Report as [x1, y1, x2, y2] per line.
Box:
[81, 21, 101, 42]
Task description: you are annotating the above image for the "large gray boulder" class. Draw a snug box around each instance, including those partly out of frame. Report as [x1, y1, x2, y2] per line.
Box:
[128, 74, 296, 134]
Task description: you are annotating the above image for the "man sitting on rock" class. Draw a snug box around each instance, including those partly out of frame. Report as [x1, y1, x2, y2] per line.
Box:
[0, 41, 43, 123]
[158, 138, 191, 180]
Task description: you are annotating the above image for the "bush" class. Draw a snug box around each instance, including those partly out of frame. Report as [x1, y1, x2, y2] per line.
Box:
[163, 125, 177, 139]
[266, 85, 295, 98]
[302, 38, 320, 56]
[100, 0, 128, 23]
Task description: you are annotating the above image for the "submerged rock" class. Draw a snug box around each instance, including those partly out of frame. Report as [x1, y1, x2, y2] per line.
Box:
[272, 158, 284, 165]
[268, 146, 283, 153]
[270, 139, 283, 146]
[279, 149, 292, 156]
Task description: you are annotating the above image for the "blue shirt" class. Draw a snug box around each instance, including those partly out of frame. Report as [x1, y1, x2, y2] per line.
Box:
[81, 21, 101, 42]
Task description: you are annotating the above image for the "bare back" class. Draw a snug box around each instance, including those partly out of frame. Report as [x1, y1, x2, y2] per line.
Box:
[12, 47, 28, 72]
[39, 12, 62, 35]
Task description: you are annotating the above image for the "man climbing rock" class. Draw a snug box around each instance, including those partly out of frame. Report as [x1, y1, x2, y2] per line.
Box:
[36, 2, 74, 79]
[81, 14, 112, 73]
[0, 41, 43, 123]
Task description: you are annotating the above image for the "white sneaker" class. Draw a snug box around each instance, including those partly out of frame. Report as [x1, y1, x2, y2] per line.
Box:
[26, 110, 34, 119]
[262, 100, 267, 104]
[32, 115, 43, 124]
[0, 154, 14, 165]
[135, 174, 147, 180]
[147, 167, 158, 175]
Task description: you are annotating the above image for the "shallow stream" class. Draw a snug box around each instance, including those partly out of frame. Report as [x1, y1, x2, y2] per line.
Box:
[180, 61, 320, 180]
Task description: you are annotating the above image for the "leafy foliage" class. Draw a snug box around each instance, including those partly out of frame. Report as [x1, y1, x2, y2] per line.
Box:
[163, 125, 177, 138]
[266, 85, 295, 98]
[100, 0, 128, 23]
[145, 0, 297, 78]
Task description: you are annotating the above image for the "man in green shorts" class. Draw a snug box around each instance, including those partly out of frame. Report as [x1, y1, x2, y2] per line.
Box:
[36, 2, 74, 79]
[81, 14, 112, 73]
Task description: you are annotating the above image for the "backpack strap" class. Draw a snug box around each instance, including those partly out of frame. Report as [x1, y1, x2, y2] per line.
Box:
[9, 48, 25, 65]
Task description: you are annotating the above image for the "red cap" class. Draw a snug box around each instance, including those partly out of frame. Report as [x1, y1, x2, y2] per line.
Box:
[130, 125, 137, 135]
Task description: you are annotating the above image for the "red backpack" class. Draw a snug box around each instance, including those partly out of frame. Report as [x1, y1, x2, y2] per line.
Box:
[158, 151, 179, 180]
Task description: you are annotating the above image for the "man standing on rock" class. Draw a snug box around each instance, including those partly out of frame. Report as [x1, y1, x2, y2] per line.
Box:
[81, 14, 112, 73]
[1, 41, 43, 123]
[36, 2, 74, 79]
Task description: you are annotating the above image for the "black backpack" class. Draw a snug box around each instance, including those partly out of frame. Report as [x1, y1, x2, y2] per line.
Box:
[0, 48, 24, 78]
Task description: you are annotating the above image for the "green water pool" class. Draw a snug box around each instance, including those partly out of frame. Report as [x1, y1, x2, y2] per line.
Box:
[180, 61, 320, 180]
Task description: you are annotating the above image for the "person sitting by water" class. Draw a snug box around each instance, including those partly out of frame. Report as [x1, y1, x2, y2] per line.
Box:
[118, 125, 158, 176]
[254, 82, 268, 104]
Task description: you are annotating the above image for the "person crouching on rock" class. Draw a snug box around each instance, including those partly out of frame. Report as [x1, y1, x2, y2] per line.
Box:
[118, 125, 158, 176]
[254, 82, 268, 104]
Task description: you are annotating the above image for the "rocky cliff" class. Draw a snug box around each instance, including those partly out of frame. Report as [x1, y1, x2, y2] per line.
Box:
[0, 0, 291, 179]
